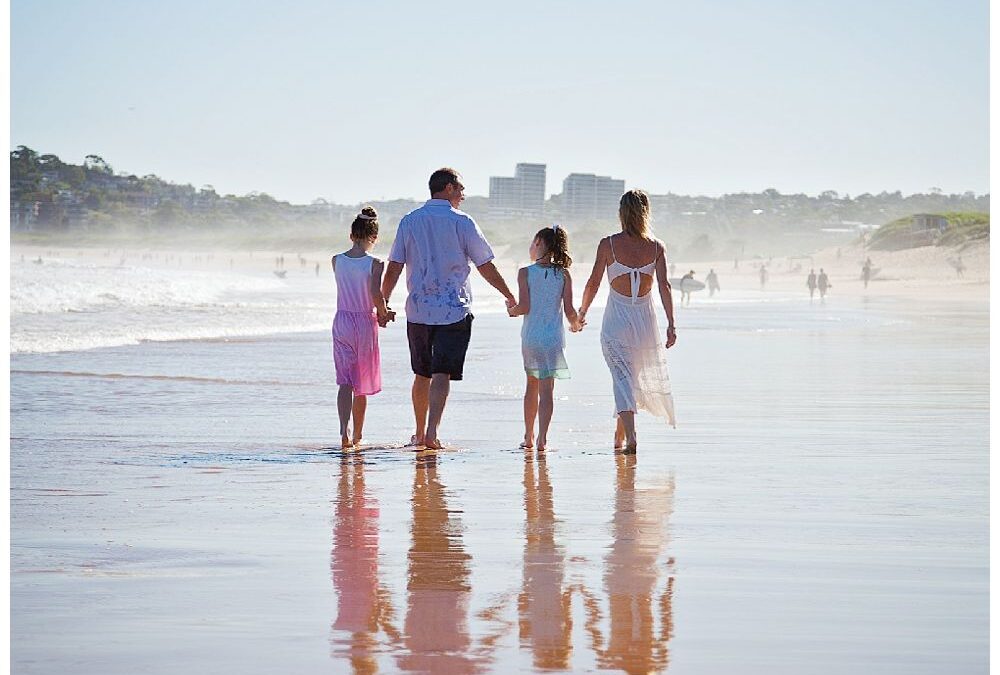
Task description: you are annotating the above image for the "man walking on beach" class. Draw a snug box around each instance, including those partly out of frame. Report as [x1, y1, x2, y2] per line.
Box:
[382, 168, 516, 449]
[818, 268, 830, 300]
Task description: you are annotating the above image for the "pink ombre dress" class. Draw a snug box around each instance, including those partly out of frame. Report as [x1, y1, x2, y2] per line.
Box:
[332, 254, 381, 395]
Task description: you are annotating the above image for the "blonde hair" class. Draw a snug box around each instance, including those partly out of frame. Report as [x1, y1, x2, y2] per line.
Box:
[618, 189, 651, 240]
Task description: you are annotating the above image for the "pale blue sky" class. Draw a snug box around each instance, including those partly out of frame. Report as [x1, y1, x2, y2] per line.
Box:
[11, 0, 989, 204]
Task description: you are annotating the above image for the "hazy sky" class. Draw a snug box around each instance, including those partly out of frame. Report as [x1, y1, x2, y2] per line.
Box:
[11, 0, 989, 204]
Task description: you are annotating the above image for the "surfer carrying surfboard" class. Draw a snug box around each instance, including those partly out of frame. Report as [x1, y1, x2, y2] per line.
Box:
[680, 270, 697, 306]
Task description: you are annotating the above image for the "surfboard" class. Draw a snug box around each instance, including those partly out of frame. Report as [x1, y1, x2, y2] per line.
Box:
[670, 277, 706, 292]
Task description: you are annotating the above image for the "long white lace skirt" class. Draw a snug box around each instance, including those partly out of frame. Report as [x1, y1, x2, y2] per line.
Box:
[600, 290, 676, 427]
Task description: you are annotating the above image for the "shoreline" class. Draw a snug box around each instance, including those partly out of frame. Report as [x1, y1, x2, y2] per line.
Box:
[10, 240, 989, 356]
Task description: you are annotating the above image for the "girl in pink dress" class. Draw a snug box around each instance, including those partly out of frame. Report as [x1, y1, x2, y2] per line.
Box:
[332, 206, 395, 448]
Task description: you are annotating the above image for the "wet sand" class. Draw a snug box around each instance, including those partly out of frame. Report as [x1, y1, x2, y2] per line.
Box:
[10, 247, 990, 673]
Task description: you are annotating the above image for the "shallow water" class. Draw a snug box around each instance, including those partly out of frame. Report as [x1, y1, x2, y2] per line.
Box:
[10, 271, 988, 673]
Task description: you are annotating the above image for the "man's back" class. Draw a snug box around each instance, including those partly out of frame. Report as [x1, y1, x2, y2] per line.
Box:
[389, 199, 494, 326]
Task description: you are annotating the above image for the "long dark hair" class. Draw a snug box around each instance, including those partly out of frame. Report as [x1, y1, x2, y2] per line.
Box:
[534, 226, 572, 269]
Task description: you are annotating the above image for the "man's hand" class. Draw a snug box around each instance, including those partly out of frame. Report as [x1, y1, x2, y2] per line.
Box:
[377, 308, 397, 328]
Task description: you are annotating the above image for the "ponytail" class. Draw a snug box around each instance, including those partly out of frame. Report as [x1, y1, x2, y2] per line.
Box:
[534, 226, 573, 269]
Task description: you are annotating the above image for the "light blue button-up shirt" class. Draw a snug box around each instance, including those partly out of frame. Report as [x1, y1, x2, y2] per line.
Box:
[389, 199, 495, 325]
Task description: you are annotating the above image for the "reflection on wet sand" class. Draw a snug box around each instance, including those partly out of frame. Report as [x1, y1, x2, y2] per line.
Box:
[330, 452, 398, 674]
[594, 454, 676, 673]
[398, 452, 477, 673]
[330, 451, 675, 674]
[519, 451, 572, 670]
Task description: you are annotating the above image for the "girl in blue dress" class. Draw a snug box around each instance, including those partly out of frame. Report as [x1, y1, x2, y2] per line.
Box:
[507, 226, 582, 450]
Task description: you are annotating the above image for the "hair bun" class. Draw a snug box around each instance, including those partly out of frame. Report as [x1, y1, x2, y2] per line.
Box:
[358, 205, 378, 221]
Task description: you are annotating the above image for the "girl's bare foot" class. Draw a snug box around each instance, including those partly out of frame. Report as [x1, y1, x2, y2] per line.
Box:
[519, 435, 534, 449]
[537, 438, 548, 451]
[352, 437, 363, 448]
[341, 436, 353, 449]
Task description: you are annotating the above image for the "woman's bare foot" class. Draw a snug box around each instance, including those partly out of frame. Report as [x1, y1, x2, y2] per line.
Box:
[536, 438, 548, 451]
[519, 435, 534, 449]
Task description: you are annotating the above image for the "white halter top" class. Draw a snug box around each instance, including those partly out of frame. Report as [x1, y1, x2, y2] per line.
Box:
[606, 236, 658, 304]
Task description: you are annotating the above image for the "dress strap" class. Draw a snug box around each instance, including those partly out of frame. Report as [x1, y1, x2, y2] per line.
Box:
[608, 236, 617, 262]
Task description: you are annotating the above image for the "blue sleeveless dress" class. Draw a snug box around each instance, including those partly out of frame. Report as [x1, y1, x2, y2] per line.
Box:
[520, 263, 569, 380]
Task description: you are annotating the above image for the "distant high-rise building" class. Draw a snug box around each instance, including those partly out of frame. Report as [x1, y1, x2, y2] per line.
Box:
[489, 163, 546, 218]
[514, 163, 546, 216]
[562, 173, 626, 223]
[489, 176, 518, 211]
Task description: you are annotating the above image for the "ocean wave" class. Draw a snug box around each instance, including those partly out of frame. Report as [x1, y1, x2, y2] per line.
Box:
[10, 315, 332, 354]
[11, 260, 286, 315]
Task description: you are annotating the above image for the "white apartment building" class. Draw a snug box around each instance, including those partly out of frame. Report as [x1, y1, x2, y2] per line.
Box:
[562, 173, 626, 224]
[489, 163, 546, 218]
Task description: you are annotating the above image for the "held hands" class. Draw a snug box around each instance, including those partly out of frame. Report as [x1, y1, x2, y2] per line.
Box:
[377, 307, 397, 328]
[505, 295, 518, 318]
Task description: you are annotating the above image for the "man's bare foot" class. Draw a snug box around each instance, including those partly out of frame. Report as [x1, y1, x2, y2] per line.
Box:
[613, 435, 625, 450]
[519, 435, 534, 449]
[537, 438, 548, 451]
[624, 439, 637, 454]
[407, 434, 424, 447]
[352, 437, 363, 448]
[341, 436, 353, 449]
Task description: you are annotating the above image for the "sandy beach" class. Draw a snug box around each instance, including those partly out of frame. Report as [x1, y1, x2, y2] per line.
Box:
[10, 240, 989, 673]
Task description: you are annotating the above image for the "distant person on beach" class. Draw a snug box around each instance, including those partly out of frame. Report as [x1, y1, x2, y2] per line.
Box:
[331, 206, 396, 448]
[953, 256, 966, 278]
[679, 270, 696, 306]
[706, 268, 720, 297]
[818, 268, 830, 299]
[759, 265, 768, 289]
[507, 226, 582, 451]
[578, 189, 676, 453]
[382, 168, 516, 450]
[807, 269, 817, 299]
[862, 259, 872, 288]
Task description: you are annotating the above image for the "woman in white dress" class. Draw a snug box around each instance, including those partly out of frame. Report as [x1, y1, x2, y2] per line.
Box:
[579, 190, 676, 453]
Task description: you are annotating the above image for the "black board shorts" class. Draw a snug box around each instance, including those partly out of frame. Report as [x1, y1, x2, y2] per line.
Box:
[407, 315, 474, 381]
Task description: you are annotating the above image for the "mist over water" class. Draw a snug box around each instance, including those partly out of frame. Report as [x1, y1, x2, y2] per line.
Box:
[11, 252, 336, 353]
